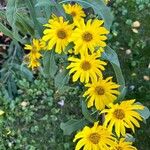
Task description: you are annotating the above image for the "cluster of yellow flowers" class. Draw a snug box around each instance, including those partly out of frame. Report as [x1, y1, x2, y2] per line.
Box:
[24, 3, 144, 150]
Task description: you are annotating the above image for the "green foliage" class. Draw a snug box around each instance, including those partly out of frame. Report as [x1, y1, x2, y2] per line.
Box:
[0, 76, 81, 149]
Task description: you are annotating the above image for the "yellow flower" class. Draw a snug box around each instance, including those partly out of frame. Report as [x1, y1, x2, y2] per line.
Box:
[67, 51, 107, 83]
[83, 77, 120, 110]
[63, 3, 86, 21]
[24, 39, 42, 59]
[27, 57, 41, 70]
[73, 122, 115, 150]
[24, 39, 42, 70]
[101, 100, 144, 137]
[105, 0, 110, 4]
[42, 16, 73, 54]
[70, 18, 109, 55]
[111, 138, 137, 150]
[0, 110, 5, 116]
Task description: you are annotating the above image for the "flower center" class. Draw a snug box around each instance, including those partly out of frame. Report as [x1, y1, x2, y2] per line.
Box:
[57, 30, 67, 39]
[95, 86, 105, 95]
[81, 61, 91, 71]
[82, 32, 93, 42]
[116, 146, 123, 150]
[113, 109, 125, 120]
[89, 133, 100, 144]
[71, 11, 76, 17]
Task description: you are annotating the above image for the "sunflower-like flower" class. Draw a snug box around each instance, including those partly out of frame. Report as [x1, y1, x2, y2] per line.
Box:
[67, 51, 107, 83]
[73, 122, 115, 150]
[42, 16, 73, 54]
[105, 0, 110, 4]
[70, 18, 109, 55]
[101, 100, 144, 137]
[83, 77, 120, 110]
[111, 138, 137, 150]
[24, 39, 43, 70]
[63, 3, 86, 21]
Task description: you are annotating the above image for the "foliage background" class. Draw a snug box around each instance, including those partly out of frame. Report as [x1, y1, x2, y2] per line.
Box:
[0, 0, 150, 149]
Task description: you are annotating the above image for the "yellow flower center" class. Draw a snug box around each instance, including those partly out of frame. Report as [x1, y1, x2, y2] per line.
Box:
[71, 11, 76, 17]
[95, 86, 105, 95]
[82, 32, 93, 42]
[113, 109, 125, 120]
[81, 61, 91, 71]
[89, 133, 100, 144]
[57, 30, 67, 39]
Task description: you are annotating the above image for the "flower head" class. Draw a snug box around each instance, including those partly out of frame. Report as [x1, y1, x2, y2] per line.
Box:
[67, 51, 107, 83]
[63, 3, 86, 21]
[102, 100, 144, 137]
[70, 18, 109, 55]
[24, 39, 42, 70]
[111, 138, 137, 150]
[83, 77, 120, 110]
[42, 16, 73, 54]
[0, 110, 4, 116]
[73, 122, 115, 150]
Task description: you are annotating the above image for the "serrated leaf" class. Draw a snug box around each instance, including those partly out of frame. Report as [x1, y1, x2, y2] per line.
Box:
[60, 119, 87, 135]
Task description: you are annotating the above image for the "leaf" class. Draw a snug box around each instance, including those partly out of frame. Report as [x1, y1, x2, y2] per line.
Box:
[35, 0, 53, 7]
[26, 0, 43, 37]
[102, 46, 126, 101]
[125, 133, 135, 142]
[54, 69, 70, 91]
[43, 51, 58, 78]
[16, 13, 35, 36]
[81, 100, 95, 123]
[60, 119, 87, 135]
[52, 0, 66, 18]
[0, 23, 13, 39]
[0, 10, 6, 20]
[6, 0, 18, 27]
[136, 102, 150, 120]
[60, 0, 113, 30]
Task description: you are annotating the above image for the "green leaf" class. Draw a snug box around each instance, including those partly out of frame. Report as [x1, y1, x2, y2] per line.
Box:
[0, 10, 6, 20]
[35, 0, 53, 7]
[60, 119, 87, 135]
[81, 100, 95, 123]
[53, 0, 66, 18]
[60, 0, 113, 30]
[136, 102, 150, 120]
[6, 0, 18, 27]
[26, 0, 43, 37]
[125, 133, 135, 142]
[43, 51, 58, 78]
[16, 13, 35, 36]
[54, 69, 70, 91]
[0, 23, 13, 39]
[102, 46, 126, 101]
